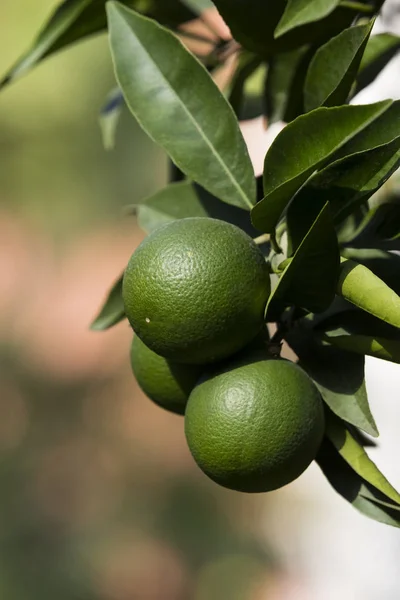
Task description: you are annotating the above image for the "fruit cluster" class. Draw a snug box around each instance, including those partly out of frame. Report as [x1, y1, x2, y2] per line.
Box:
[123, 218, 325, 493]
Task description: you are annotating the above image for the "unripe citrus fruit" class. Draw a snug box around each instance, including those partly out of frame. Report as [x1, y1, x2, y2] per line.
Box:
[130, 335, 203, 415]
[185, 353, 325, 492]
[123, 218, 271, 365]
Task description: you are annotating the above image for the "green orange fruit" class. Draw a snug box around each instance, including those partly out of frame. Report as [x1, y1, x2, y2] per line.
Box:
[185, 352, 325, 492]
[123, 218, 271, 365]
[130, 335, 203, 415]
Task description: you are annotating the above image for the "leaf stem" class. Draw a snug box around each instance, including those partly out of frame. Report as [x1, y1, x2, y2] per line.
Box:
[253, 233, 270, 245]
[270, 231, 282, 254]
[339, 1, 375, 14]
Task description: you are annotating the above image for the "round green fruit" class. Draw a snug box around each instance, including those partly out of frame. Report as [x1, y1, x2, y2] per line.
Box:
[185, 353, 325, 493]
[123, 218, 271, 365]
[130, 335, 203, 415]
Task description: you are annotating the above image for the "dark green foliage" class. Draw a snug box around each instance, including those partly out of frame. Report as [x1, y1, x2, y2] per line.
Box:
[4, 0, 400, 524]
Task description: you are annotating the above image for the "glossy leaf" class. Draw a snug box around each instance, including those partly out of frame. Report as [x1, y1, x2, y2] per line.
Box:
[99, 87, 124, 150]
[251, 101, 391, 232]
[334, 100, 400, 158]
[317, 439, 400, 527]
[304, 21, 374, 111]
[287, 329, 378, 436]
[266, 203, 340, 318]
[135, 181, 208, 233]
[275, 0, 340, 39]
[107, 2, 256, 210]
[337, 258, 400, 329]
[355, 33, 400, 96]
[288, 135, 400, 226]
[326, 413, 400, 504]
[91, 274, 126, 330]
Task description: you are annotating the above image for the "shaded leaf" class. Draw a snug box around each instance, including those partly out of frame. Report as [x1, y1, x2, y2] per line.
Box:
[275, 0, 340, 40]
[355, 33, 400, 96]
[337, 258, 400, 329]
[267, 203, 340, 318]
[212, 0, 358, 57]
[91, 274, 126, 330]
[228, 53, 263, 119]
[317, 438, 400, 527]
[135, 181, 208, 233]
[181, 0, 214, 13]
[264, 46, 311, 124]
[286, 329, 378, 436]
[99, 87, 124, 150]
[251, 101, 391, 232]
[304, 21, 374, 111]
[347, 201, 400, 249]
[326, 413, 400, 504]
[107, 2, 256, 210]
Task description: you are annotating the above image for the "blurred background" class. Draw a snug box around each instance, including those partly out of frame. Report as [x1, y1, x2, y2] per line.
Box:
[1, 2, 400, 599]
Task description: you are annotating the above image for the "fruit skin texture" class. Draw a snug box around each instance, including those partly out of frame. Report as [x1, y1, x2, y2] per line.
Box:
[123, 218, 271, 365]
[130, 335, 203, 415]
[185, 353, 325, 493]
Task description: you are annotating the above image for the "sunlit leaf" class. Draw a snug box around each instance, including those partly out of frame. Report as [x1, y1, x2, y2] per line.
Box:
[275, 0, 340, 39]
[317, 438, 400, 527]
[251, 101, 391, 232]
[107, 2, 256, 209]
[304, 21, 374, 111]
[326, 413, 400, 504]
[337, 258, 400, 329]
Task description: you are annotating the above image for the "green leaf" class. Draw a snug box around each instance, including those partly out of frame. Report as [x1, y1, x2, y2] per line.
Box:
[1, 0, 195, 90]
[267, 203, 340, 318]
[264, 46, 311, 124]
[107, 2, 256, 210]
[337, 258, 400, 329]
[341, 248, 400, 296]
[287, 329, 378, 436]
[181, 0, 214, 13]
[304, 20, 374, 111]
[287, 135, 400, 226]
[275, 0, 340, 39]
[333, 100, 400, 158]
[228, 54, 263, 119]
[317, 438, 400, 527]
[135, 181, 208, 233]
[355, 33, 400, 96]
[322, 333, 400, 363]
[99, 87, 124, 151]
[1, 0, 92, 88]
[91, 274, 126, 330]
[212, 0, 358, 57]
[317, 308, 400, 363]
[326, 413, 400, 504]
[251, 101, 391, 232]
